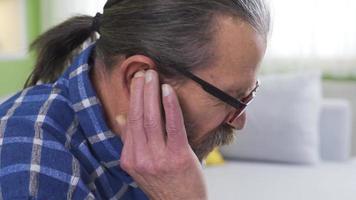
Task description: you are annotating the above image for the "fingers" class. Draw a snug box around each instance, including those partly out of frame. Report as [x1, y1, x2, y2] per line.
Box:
[127, 70, 147, 148]
[143, 70, 165, 146]
[116, 70, 188, 154]
[161, 84, 189, 151]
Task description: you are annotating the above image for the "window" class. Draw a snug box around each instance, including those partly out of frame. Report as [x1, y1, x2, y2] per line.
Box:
[263, 0, 356, 77]
[0, 0, 27, 60]
[41, 0, 107, 31]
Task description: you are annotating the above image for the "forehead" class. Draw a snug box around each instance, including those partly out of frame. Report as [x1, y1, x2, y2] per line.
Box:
[201, 15, 267, 94]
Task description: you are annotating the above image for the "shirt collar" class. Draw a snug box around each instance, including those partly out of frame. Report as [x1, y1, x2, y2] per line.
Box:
[58, 43, 135, 185]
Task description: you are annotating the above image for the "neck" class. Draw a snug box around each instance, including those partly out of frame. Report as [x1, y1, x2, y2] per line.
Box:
[90, 60, 127, 137]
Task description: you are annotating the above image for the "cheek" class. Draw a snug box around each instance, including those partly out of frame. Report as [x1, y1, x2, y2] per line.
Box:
[185, 104, 228, 137]
[175, 84, 228, 135]
[180, 99, 224, 125]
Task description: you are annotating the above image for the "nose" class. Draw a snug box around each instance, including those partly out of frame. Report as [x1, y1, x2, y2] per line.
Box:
[228, 112, 246, 130]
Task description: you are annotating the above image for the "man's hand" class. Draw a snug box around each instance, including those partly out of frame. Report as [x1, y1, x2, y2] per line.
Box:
[116, 70, 208, 200]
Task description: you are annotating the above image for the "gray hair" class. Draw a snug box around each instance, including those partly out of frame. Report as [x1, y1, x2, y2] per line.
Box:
[26, 0, 270, 86]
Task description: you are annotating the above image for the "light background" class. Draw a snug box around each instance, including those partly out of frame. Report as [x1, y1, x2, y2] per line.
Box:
[0, 0, 40, 96]
[0, 0, 26, 58]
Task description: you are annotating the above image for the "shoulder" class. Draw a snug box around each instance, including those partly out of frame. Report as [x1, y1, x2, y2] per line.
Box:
[0, 166, 95, 199]
[0, 84, 80, 147]
[0, 129, 94, 199]
[0, 84, 77, 137]
[0, 85, 94, 199]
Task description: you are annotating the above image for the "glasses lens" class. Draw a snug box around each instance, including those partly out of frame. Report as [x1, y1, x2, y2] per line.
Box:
[228, 106, 246, 124]
[241, 91, 256, 104]
[227, 81, 259, 124]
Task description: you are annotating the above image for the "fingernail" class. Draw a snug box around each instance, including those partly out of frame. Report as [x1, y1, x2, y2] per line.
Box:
[116, 115, 127, 126]
[145, 70, 153, 83]
[162, 84, 171, 97]
[134, 70, 145, 78]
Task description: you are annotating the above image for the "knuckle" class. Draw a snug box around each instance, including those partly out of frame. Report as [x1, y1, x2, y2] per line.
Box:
[165, 99, 175, 111]
[148, 164, 160, 175]
[150, 160, 168, 175]
[166, 123, 180, 134]
[143, 117, 160, 129]
[134, 159, 149, 173]
[134, 159, 166, 175]
[128, 113, 143, 124]
[134, 160, 151, 173]
[155, 160, 169, 174]
[120, 157, 132, 172]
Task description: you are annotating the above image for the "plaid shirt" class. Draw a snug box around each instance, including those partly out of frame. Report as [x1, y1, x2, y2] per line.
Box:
[0, 44, 148, 200]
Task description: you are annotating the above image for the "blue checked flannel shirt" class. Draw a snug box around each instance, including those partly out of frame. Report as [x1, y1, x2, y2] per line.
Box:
[0, 44, 148, 200]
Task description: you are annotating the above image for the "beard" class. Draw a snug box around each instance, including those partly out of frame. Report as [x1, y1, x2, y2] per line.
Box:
[185, 122, 236, 161]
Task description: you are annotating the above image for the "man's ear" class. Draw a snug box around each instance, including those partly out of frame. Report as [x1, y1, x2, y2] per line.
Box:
[118, 55, 157, 93]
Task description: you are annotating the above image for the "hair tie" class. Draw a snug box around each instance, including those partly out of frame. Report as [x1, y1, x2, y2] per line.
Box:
[92, 13, 102, 33]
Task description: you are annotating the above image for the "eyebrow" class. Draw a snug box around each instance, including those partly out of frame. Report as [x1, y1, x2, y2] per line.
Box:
[234, 90, 246, 100]
[231, 83, 257, 100]
[228, 87, 248, 100]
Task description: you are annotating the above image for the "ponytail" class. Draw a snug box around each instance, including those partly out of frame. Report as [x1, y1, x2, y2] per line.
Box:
[25, 15, 96, 87]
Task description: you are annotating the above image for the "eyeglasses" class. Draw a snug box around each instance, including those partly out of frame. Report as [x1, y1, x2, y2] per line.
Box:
[165, 65, 259, 126]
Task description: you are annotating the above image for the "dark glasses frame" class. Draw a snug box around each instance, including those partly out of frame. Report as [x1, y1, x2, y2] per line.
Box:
[165, 65, 259, 125]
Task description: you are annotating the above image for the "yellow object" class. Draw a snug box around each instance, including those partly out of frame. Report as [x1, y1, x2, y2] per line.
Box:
[205, 148, 225, 166]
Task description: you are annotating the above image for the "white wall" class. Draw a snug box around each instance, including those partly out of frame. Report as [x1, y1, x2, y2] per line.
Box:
[41, 0, 107, 31]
